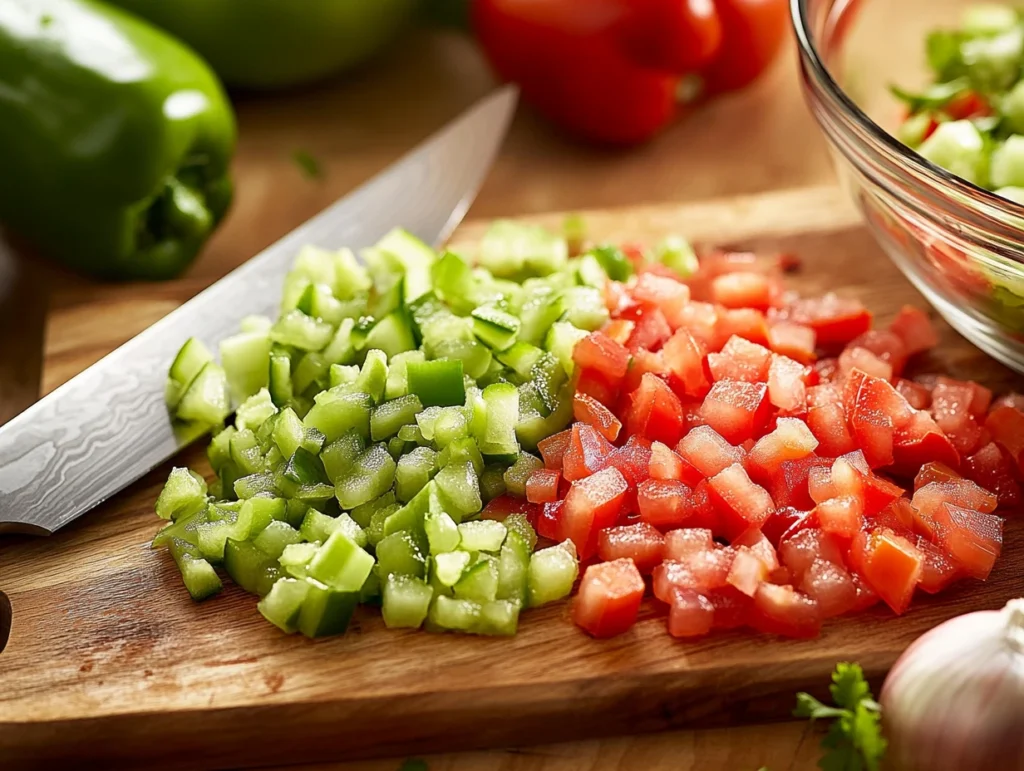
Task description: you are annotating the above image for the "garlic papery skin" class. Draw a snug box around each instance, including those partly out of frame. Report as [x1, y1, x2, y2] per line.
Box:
[880, 599, 1024, 771]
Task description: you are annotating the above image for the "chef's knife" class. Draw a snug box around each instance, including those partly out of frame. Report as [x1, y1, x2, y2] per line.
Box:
[0, 86, 518, 536]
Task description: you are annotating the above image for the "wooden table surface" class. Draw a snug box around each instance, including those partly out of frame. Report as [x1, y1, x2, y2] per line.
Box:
[50, 25, 839, 771]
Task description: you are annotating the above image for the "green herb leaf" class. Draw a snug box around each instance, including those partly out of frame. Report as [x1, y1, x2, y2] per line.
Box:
[795, 663, 886, 771]
[890, 78, 970, 113]
[292, 149, 323, 180]
[927, 30, 967, 81]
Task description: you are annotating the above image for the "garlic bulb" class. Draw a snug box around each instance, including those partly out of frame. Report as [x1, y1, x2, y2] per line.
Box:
[881, 599, 1024, 771]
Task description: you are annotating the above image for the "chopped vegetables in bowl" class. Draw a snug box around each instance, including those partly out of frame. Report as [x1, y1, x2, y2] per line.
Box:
[793, 0, 1024, 372]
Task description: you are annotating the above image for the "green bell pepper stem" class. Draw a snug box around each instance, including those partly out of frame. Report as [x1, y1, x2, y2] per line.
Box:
[0, 0, 236, 280]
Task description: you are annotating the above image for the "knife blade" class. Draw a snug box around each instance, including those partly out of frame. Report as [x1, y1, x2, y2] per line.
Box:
[0, 86, 518, 536]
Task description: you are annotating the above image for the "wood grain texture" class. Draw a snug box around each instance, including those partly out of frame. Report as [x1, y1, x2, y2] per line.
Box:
[1, 187, 1022, 770]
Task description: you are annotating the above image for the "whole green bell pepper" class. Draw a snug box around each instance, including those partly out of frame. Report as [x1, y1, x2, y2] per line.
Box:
[106, 0, 420, 90]
[0, 0, 236, 280]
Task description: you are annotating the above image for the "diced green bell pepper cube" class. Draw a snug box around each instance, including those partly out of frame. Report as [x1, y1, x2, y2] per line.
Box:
[385, 350, 426, 401]
[168, 537, 222, 601]
[293, 352, 331, 395]
[375, 228, 436, 304]
[297, 578, 359, 638]
[360, 566, 382, 604]
[279, 541, 319, 579]
[156, 467, 208, 521]
[435, 461, 482, 519]
[241, 496, 285, 536]
[320, 430, 366, 485]
[545, 321, 588, 377]
[496, 531, 531, 605]
[258, 577, 311, 633]
[531, 352, 568, 415]
[428, 595, 482, 632]
[503, 452, 543, 498]
[433, 550, 471, 587]
[477, 220, 568, 279]
[270, 310, 334, 351]
[303, 391, 372, 443]
[365, 310, 417, 359]
[336, 443, 397, 509]
[382, 574, 434, 629]
[437, 437, 484, 476]
[306, 530, 374, 592]
[272, 407, 305, 458]
[299, 509, 366, 548]
[497, 341, 544, 380]
[474, 599, 520, 636]
[433, 406, 469, 448]
[472, 305, 521, 351]
[220, 331, 272, 404]
[167, 337, 214, 409]
[457, 520, 506, 553]
[367, 503, 401, 547]
[588, 245, 632, 282]
[329, 363, 360, 389]
[323, 319, 357, 366]
[395, 446, 439, 503]
[559, 286, 608, 331]
[207, 425, 236, 472]
[370, 394, 423, 441]
[527, 541, 579, 607]
[354, 349, 389, 404]
[152, 506, 209, 550]
[174, 362, 230, 426]
[479, 465, 507, 502]
[415, 405, 442, 441]
[350, 490, 396, 529]
[517, 289, 563, 347]
[376, 530, 427, 579]
[654, 235, 698, 277]
[453, 555, 499, 603]
[229, 428, 265, 475]
[235, 388, 278, 432]
[477, 382, 519, 457]
[268, 350, 294, 408]
[424, 508, 461, 554]
[516, 382, 574, 451]
[407, 359, 466, 407]
[252, 520, 304, 560]
[224, 538, 281, 596]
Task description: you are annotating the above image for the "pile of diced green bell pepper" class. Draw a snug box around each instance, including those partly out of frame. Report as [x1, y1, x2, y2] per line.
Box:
[152, 221, 617, 637]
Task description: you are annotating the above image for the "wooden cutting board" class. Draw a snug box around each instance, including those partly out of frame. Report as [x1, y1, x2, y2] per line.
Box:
[2, 186, 1022, 771]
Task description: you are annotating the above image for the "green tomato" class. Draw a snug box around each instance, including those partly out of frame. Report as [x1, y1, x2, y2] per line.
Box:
[107, 0, 421, 89]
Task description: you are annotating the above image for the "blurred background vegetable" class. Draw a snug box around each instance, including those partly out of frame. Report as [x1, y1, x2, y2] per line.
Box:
[106, 0, 422, 89]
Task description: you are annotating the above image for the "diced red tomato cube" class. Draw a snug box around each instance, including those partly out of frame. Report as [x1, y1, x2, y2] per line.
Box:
[912, 479, 998, 520]
[480, 494, 539, 523]
[711, 271, 773, 310]
[807, 383, 841, 408]
[985, 406, 1024, 473]
[750, 583, 821, 638]
[814, 495, 863, 539]
[848, 329, 908, 377]
[800, 558, 857, 617]
[914, 535, 962, 594]
[891, 411, 961, 477]
[807, 403, 857, 458]
[603, 435, 653, 489]
[573, 392, 622, 443]
[962, 442, 1021, 509]
[889, 305, 939, 356]
[526, 469, 561, 504]
[626, 373, 685, 446]
[732, 528, 780, 571]
[536, 500, 563, 541]
[638, 479, 693, 529]
[667, 588, 715, 638]
[747, 418, 819, 479]
[838, 346, 893, 382]
[727, 547, 770, 597]
[573, 332, 630, 381]
[895, 378, 931, 410]
[914, 461, 960, 490]
[707, 335, 772, 384]
[767, 454, 832, 511]
[707, 585, 753, 629]
[562, 424, 614, 482]
[573, 559, 645, 638]
[808, 465, 838, 504]
[829, 455, 904, 516]
[631, 272, 691, 328]
[653, 548, 734, 600]
[993, 392, 1024, 412]
[931, 381, 983, 456]
[936, 376, 992, 418]
[814, 357, 840, 383]
[623, 305, 672, 353]
[648, 440, 704, 487]
[932, 503, 1003, 580]
[851, 529, 923, 615]
[598, 522, 666, 574]
[779, 527, 845, 579]
[873, 498, 916, 538]
[604, 280, 632, 314]
[677, 425, 744, 479]
[674, 301, 719, 349]
[848, 570, 880, 611]
[777, 293, 872, 346]
[714, 307, 770, 348]
[575, 367, 619, 406]
[849, 401, 895, 469]
[664, 528, 716, 559]
[538, 429, 571, 471]
[767, 321, 817, 364]
[561, 466, 629, 559]
[620, 348, 670, 398]
[707, 463, 775, 539]
[700, 380, 770, 445]
[602, 319, 635, 346]
[662, 328, 709, 398]
[767, 354, 808, 412]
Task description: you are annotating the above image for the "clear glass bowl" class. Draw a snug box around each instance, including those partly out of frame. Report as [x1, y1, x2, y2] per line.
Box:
[792, 0, 1024, 373]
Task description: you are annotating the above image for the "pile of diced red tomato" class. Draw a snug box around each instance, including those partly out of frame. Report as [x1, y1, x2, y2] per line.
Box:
[486, 249, 1024, 640]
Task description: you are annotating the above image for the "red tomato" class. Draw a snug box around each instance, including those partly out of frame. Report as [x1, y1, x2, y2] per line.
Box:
[677, 424, 744, 479]
[848, 395, 896, 470]
[912, 479, 998, 520]
[620, 348, 670, 399]
[638, 478, 693, 529]
[935, 376, 992, 418]
[621, 0, 724, 74]
[779, 527, 845, 580]
[766, 454, 832, 510]
[707, 462, 774, 539]
[480, 494, 539, 523]
[889, 305, 939, 356]
[705, 585, 752, 629]
[700, 0, 789, 94]
[623, 304, 673, 353]
[667, 587, 715, 638]
[814, 495, 863, 539]
[562, 423, 614, 482]
[726, 547, 770, 596]
[711, 271, 773, 310]
[747, 417, 819, 479]
[629, 272, 692, 329]
[526, 468, 561, 504]
[649, 440, 704, 487]
[914, 535, 963, 594]
[800, 558, 857, 618]
[625, 373, 686, 446]
[914, 460, 960, 490]
[806, 403, 856, 458]
[993, 392, 1024, 412]
[573, 392, 622, 442]
[673, 301, 719, 349]
[572, 559, 645, 638]
[538, 429, 571, 470]
[838, 346, 893, 382]
[654, 549, 734, 599]
[932, 503, 1003, 580]
[732, 528, 780, 571]
[573, 331, 630, 381]
[575, 366, 619, 405]
[766, 353, 807, 413]
[931, 381, 983, 457]
[891, 410, 961, 477]
[944, 89, 991, 120]
[603, 318, 636, 346]
[714, 307, 771, 347]
[984, 406, 1024, 473]
[662, 327, 709, 397]
[707, 335, 772, 383]
[561, 466, 629, 559]
[847, 329, 908, 377]
[775, 293, 872, 346]
[750, 583, 821, 638]
[873, 498, 916, 539]
[895, 378, 931, 410]
[664, 527, 716, 560]
[767, 321, 817, 364]
[699, 379, 770, 444]
[962, 442, 1021, 509]
[536, 500, 563, 541]
[851, 529, 923, 615]
[598, 522, 666, 574]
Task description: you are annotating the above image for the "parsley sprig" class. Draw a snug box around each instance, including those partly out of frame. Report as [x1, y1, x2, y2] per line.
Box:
[794, 663, 887, 771]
